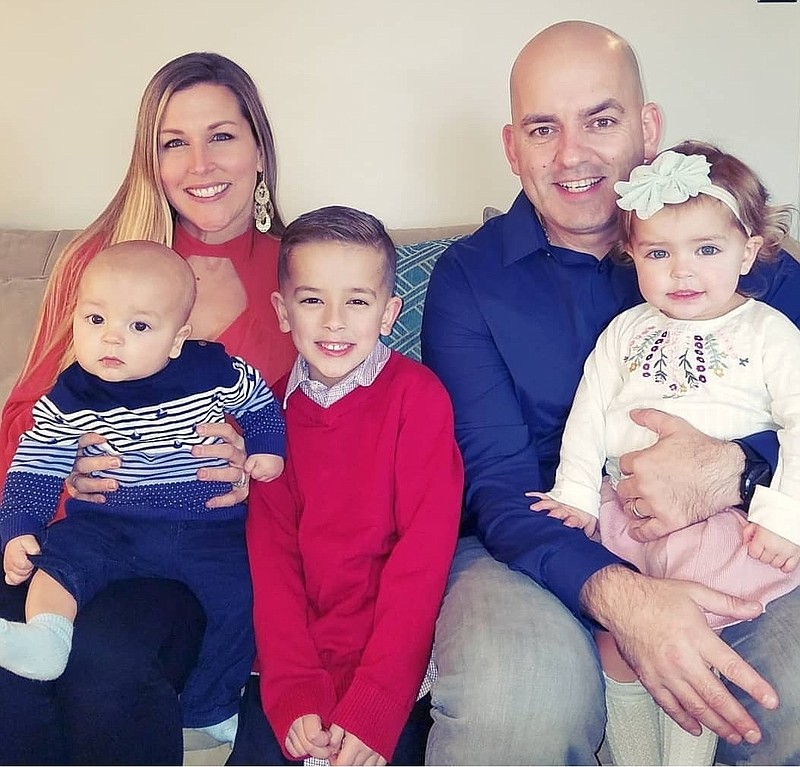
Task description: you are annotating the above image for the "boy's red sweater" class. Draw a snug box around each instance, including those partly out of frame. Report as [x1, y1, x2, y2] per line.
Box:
[247, 352, 463, 760]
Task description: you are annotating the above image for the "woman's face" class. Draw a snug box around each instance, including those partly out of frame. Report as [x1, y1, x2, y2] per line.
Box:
[158, 83, 263, 245]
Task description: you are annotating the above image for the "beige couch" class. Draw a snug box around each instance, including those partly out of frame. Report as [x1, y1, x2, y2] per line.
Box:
[3, 225, 800, 766]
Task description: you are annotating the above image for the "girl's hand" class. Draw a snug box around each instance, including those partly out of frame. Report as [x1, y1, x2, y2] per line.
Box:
[743, 522, 800, 572]
[192, 422, 249, 508]
[526, 491, 598, 537]
[66, 432, 119, 502]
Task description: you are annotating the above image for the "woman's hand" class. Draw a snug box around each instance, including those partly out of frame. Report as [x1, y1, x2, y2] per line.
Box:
[192, 422, 250, 508]
[66, 432, 120, 503]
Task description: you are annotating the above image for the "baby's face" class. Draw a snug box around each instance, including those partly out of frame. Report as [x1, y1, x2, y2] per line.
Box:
[72, 262, 191, 382]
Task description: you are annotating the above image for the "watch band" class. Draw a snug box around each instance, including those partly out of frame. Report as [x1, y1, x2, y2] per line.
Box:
[733, 439, 773, 512]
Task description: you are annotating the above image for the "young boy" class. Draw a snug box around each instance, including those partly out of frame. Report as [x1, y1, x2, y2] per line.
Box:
[0, 241, 285, 743]
[241, 206, 463, 766]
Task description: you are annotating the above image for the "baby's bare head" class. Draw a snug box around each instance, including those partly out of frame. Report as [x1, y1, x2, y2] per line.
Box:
[84, 240, 197, 323]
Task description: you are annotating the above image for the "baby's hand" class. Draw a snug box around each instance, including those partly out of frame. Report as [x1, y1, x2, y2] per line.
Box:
[743, 522, 800, 572]
[3, 534, 41, 585]
[525, 492, 598, 538]
[285, 714, 334, 760]
[244, 453, 284, 483]
[328, 724, 387, 766]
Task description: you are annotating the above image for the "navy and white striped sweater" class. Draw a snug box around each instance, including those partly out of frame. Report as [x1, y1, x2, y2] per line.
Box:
[0, 340, 285, 545]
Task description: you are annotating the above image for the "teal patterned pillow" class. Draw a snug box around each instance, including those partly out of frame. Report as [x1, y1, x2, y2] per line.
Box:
[385, 236, 464, 361]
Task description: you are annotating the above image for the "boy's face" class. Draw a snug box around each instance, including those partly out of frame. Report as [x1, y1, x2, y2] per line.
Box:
[73, 260, 192, 382]
[271, 241, 402, 388]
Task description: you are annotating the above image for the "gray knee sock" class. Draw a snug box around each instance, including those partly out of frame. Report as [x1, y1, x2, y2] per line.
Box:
[0, 613, 73, 680]
[659, 708, 718, 766]
[196, 712, 239, 745]
[603, 674, 661, 766]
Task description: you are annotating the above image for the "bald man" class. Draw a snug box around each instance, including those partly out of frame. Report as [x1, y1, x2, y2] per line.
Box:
[422, 20, 800, 765]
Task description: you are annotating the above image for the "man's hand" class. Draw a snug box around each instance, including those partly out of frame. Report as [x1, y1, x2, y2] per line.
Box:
[616, 408, 744, 542]
[67, 432, 120, 502]
[582, 565, 776, 745]
[285, 714, 334, 761]
[3, 534, 41, 585]
[193, 422, 249, 508]
[328, 724, 387, 766]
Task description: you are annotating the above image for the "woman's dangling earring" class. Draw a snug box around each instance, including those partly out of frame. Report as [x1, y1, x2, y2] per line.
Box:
[254, 174, 274, 233]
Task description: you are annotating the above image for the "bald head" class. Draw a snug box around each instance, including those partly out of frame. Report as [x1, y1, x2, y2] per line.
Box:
[501, 20, 661, 257]
[85, 240, 197, 322]
[510, 21, 644, 117]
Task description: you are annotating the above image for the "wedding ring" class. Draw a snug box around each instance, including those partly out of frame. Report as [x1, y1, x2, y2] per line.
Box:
[629, 497, 646, 519]
[232, 470, 248, 489]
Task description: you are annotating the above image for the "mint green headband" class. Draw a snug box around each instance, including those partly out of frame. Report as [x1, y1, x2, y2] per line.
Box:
[614, 150, 752, 236]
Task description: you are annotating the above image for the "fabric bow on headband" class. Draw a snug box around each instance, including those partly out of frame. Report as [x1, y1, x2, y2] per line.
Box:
[614, 150, 751, 235]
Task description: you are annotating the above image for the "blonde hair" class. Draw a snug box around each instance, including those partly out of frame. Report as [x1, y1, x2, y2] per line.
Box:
[617, 140, 794, 263]
[19, 52, 284, 389]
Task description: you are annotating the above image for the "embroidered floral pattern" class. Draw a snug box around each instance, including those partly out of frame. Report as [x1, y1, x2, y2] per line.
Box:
[624, 322, 747, 397]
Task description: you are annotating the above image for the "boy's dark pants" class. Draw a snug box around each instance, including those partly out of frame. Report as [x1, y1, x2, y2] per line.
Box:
[227, 675, 432, 765]
[35, 509, 253, 728]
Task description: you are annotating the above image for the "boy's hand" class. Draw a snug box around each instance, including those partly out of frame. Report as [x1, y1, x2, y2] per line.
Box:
[3, 534, 40, 585]
[743, 522, 800, 572]
[286, 714, 334, 760]
[526, 492, 598, 538]
[244, 454, 284, 483]
[328, 724, 387, 766]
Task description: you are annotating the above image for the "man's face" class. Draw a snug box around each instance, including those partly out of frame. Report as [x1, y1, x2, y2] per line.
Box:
[502, 37, 661, 256]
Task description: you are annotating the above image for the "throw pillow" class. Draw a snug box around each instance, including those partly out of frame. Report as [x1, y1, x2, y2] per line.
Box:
[483, 205, 503, 222]
[387, 235, 465, 362]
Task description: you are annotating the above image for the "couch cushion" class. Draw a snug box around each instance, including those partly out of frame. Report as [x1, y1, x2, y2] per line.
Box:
[0, 230, 82, 407]
[387, 236, 464, 362]
[0, 277, 50, 406]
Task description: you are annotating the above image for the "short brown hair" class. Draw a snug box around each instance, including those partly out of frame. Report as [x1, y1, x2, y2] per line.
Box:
[278, 206, 397, 292]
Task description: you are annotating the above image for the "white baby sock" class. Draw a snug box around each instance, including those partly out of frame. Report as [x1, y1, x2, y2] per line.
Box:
[0, 612, 73, 680]
[196, 712, 239, 745]
[659, 708, 718, 766]
[603, 673, 661, 765]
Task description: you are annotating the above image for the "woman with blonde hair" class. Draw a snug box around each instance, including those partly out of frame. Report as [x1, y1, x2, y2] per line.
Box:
[0, 51, 295, 764]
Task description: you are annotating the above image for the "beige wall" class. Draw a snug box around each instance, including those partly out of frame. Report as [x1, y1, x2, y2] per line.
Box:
[2, 0, 798, 233]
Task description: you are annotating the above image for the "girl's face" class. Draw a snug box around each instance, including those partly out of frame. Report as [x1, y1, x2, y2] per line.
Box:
[158, 83, 262, 245]
[627, 197, 762, 321]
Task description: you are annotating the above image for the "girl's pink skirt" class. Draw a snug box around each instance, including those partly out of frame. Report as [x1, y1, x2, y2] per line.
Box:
[598, 479, 800, 629]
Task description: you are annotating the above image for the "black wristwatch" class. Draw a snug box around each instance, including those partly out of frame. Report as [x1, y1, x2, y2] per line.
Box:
[734, 439, 772, 513]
